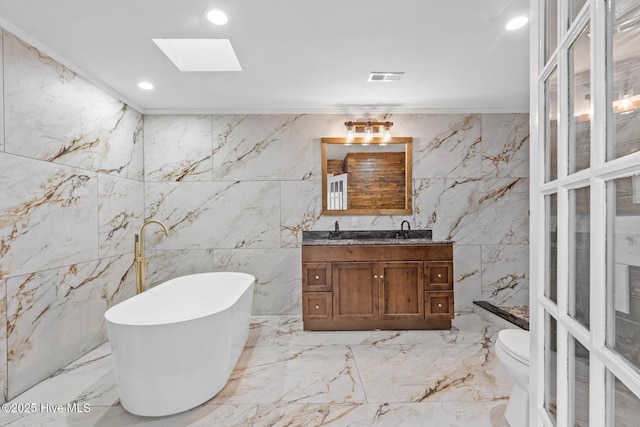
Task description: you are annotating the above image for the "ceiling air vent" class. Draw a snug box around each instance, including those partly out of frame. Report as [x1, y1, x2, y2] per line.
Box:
[368, 71, 404, 82]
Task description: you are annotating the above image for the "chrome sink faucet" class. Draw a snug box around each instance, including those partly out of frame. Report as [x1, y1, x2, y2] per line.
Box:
[134, 219, 169, 294]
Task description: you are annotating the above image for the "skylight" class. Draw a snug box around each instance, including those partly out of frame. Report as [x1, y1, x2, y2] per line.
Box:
[152, 39, 242, 72]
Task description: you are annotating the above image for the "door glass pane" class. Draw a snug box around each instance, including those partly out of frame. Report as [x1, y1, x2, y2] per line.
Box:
[569, 25, 591, 173]
[547, 193, 558, 303]
[570, 186, 591, 328]
[570, 0, 588, 25]
[545, 312, 558, 423]
[607, 174, 640, 372]
[608, 0, 640, 160]
[546, 68, 559, 182]
[546, 0, 559, 63]
[570, 337, 590, 426]
[607, 373, 640, 424]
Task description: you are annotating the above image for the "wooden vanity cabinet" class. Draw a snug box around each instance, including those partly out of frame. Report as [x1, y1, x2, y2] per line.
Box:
[302, 244, 453, 330]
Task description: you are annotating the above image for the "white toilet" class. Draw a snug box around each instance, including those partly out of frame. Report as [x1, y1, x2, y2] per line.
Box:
[495, 328, 530, 427]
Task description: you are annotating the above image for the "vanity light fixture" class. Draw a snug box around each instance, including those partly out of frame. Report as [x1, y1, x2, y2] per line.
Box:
[343, 120, 394, 145]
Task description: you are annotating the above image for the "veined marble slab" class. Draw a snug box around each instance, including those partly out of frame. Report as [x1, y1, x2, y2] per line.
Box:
[0, 154, 98, 279]
[6, 255, 133, 399]
[145, 181, 281, 250]
[453, 245, 482, 313]
[481, 245, 530, 307]
[481, 114, 529, 178]
[433, 177, 529, 245]
[215, 344, 367, 405]
[409, 114, 482, 179]
[211, 114, 326, 181]
[0, 33, 4, 153]
[0, 279, 6, 402]
[144, 249, 214, 289]
[3, 32, 143, 179]
[98, 174, 144, 258]
[280, 180, 323, 248]
[144, 115, 213, 182]
[253, 402, 509, 427]
[214, 248, 301, 315]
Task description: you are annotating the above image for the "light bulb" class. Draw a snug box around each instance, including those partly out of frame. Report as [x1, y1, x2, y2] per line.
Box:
[382, 122, 392, 144]
[345, 122, 354, 144]
[363, 122, 373, 145]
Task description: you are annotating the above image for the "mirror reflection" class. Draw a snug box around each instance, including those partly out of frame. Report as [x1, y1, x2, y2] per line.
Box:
[321, 137, 412, 215]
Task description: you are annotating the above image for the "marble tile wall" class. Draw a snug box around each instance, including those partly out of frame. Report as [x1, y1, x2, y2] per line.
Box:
[143, 112, 530, 316]
[0, 30, 143, 401]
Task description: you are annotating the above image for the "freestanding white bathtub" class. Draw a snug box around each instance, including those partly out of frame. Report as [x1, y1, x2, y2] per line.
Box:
[104, 272, 255, 417]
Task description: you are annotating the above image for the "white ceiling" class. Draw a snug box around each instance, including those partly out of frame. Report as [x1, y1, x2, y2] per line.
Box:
[0, 0, 531, 114]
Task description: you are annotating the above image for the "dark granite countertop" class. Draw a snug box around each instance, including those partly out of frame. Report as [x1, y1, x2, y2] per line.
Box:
[302, 230, 452, 246]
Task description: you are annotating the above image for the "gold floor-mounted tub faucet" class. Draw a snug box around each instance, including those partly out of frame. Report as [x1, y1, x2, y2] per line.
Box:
[134, 219, 169, 294]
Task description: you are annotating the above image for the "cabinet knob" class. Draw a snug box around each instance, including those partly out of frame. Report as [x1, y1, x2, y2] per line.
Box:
[438, 303, 443, 308]
[374, 274, 378, 279]
[315, 275, 319, 280]
[437, 273, 442, 278]
[315, 305, 319, 309]
[380, 275, 383, 279]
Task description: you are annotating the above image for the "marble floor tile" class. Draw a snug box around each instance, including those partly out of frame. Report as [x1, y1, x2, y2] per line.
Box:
[352, 343, 512, 404]
[0, 313, 511, 426]
[253, 402, 509, 427]
[213, 344, 367, 405]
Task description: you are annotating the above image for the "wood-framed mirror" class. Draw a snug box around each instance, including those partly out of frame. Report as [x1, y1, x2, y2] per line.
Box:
[321, 137, 413, 215]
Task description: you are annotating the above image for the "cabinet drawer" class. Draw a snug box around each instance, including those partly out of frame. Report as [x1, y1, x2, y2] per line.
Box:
[302, 263, 332, 292]
[424, 262, 453, 291]
[303, 292, 332, 320]
[425, 291, 454, 319]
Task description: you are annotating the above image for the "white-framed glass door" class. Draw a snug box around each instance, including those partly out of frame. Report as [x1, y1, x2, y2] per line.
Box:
[531, 0, 640, 425]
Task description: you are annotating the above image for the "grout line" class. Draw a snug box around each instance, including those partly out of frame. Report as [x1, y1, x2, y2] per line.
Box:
[349, 345, 369, 404]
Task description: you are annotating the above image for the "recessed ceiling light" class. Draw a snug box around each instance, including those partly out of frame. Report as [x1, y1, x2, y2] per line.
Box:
[138, 81, 154, 90]
[153, 39, 242, 72]
[207, 10, 228, 25]
[506, 16, 529, 31]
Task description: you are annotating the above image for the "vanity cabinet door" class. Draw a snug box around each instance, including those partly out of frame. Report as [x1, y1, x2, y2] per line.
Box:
[332, 262, 379, 321]
[379, 262, 424, 320]
[424, 262, 453, 291]
[425, 291, 455, 320]
[302, 263, 332, 292]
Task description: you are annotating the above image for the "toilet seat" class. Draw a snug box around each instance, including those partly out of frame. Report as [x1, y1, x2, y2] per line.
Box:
[497, 329, 530, 366]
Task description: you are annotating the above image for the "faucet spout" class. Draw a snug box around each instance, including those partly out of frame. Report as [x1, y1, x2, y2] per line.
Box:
[329, 220, 342, 239]
[396, 220, 411, 239]
[135, 219, 170, 295]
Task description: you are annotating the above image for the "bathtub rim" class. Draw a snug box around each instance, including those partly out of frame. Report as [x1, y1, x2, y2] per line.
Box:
[105, 271, 256, 327]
